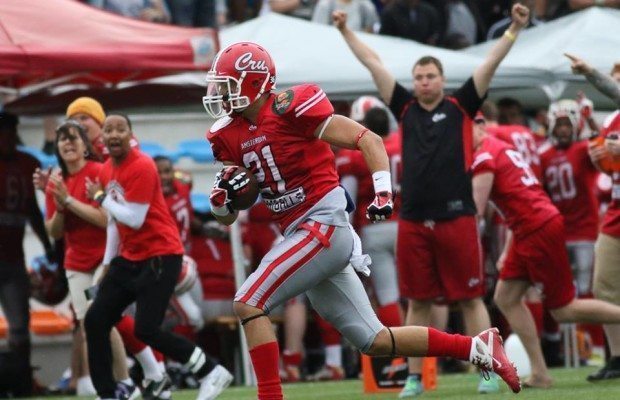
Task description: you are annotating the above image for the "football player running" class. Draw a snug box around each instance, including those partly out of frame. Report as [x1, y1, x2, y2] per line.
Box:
[204, 41, 520, 399]
[471, 114, 620, 388]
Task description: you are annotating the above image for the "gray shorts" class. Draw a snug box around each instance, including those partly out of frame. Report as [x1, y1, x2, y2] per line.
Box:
[361, 221, 399, 306]
[235, 221, 383, 352]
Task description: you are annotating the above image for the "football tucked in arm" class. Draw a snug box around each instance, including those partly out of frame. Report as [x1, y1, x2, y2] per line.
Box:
[226, 166, 259, 210]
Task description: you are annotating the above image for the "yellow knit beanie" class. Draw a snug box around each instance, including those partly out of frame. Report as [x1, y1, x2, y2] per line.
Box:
[66, 97, 106, 125]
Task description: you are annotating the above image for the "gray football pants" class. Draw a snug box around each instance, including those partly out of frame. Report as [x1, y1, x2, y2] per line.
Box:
[235, 221, 384, 352]
[567, 241, 594, 296]
[361, 221, 399, 306]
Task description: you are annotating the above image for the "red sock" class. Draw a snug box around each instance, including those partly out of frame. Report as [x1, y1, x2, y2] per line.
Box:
[315, 314, 341, 345]
[115, 315, 147, 354]
[427, 328, 472, 361]
[526, 301, 543, 335]
[377, 303, 403, 327]
[250, 342, 283, 400]
[153, 349, 164, 362]
[282, 350, 302, 367]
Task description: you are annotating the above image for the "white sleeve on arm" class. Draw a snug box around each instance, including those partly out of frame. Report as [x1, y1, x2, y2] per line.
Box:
[103, 218, 120, 265]
[101, 196, 149, 229]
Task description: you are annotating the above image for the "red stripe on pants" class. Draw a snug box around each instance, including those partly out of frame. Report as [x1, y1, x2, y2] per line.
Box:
[256, 225, 335, 309]
[239, 223, 319, 304]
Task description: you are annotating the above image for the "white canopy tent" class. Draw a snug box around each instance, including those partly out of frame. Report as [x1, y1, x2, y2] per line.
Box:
[464, 7, 620, 109]
[146, 13, 550, 99]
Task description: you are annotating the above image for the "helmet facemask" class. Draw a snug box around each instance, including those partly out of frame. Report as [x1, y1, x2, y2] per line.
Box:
[548, 100, 580, 148]
[203, 70, 272, 119]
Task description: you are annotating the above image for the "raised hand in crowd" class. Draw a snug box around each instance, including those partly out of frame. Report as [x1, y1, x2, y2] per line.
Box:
[565, 53, 593, 75]
[510, 3, 530, 31]
[332, 10, 347, 31]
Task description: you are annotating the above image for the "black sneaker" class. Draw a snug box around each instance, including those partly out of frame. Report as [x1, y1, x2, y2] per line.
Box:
[115, 381, 140, 400]
[142, 375, 172, 400]
[587, 357, 620, 382]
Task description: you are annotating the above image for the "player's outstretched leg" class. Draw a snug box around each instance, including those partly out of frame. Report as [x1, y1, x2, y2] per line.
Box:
[234, 301, 284, 400]
[365, 326, 521, 393]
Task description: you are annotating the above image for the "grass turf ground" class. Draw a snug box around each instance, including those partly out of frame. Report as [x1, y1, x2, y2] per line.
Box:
[40, 366, 620, 400]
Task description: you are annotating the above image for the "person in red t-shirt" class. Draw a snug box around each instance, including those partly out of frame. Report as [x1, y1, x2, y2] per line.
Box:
[539, 100, 599, 296]
[38, 120, 109, 396]
[37, 121, 170, 397]
[0, 112, 54, 395]
[471, 115, 620, 388]
[83, 114, 232, 400]
[204, 41, 520, 399]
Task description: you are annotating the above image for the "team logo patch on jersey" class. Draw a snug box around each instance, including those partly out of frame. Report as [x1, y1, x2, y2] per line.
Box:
[273, 90, 294, 115]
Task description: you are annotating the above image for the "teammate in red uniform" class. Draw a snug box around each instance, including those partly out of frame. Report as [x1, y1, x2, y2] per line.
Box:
[204, 41, 520, 399]
[155, 156, 195, 252]
[485, 103, 541, 177]
[0, 112, 54, 395]
[84, 114, 232, 400]
[539, 100, 599, 296]
[471, 114, 620, 388]
[337, 106, 403, 327]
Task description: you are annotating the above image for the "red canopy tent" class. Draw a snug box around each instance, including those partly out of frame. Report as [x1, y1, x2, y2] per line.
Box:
[0, 0, 218, 97]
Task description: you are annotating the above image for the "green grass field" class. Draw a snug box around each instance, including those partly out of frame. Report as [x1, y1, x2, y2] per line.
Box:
[40, 366, 620, 400]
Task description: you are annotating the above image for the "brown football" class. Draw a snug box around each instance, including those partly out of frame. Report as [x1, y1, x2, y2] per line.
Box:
[230, 166, 259, 210]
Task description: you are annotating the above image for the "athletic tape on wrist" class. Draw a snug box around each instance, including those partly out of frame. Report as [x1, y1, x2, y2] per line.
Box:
[372, 171, 392, 194]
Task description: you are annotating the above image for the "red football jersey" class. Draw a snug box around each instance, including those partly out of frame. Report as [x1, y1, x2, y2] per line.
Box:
[45, 162, 106, 272]
[0, 151, 40, 263]
[337, 132, 402, 228]
[190, 235, 235, 300]
[487, 124, 541, 178]
[98, 149, 184, 261]
[600, 111, 620, 237]
[164, 179, 194, 251]
[539, 140, 599, 241]
[242, 202, 282, 268]
[472, 135, 559, 237]
[208, 84, 339, 231]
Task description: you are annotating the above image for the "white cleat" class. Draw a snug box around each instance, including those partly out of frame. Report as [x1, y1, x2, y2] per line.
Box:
[196, 365, 233, 400]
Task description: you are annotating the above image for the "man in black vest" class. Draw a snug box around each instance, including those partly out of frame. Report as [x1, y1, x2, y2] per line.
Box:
[335, 3, 529, 396]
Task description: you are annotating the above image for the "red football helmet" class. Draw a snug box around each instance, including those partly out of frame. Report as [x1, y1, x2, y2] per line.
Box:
[203, 42, 276, 118]
[29, 256, 68, 306]
[350, 96, 386, 122]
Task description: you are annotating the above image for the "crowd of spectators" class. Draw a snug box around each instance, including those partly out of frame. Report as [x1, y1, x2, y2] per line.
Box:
[82, 0, 620, 49]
